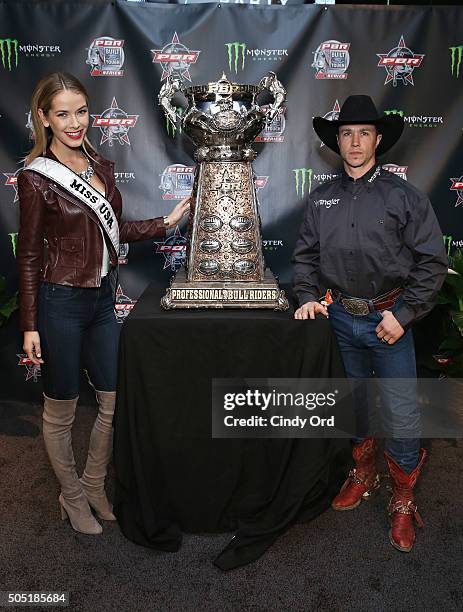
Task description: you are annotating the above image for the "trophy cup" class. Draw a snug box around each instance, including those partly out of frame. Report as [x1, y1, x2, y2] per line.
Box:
[159, 72, 288, 311]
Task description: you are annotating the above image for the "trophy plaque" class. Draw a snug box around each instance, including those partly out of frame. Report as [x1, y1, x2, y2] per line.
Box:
[159, 72, 288, 311]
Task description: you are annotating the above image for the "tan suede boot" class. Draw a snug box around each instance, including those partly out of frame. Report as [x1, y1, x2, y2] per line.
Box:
[42, 394, 102, 534]
[80, 390, 116, 521]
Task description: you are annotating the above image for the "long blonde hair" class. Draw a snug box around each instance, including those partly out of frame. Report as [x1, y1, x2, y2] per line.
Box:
[26, 72, 97, 165]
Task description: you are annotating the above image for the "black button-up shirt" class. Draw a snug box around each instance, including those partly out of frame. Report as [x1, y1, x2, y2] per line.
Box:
[292, 165, 448, 328]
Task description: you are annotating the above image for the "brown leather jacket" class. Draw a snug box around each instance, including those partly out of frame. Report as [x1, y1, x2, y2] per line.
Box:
[17, 149, 166, 331]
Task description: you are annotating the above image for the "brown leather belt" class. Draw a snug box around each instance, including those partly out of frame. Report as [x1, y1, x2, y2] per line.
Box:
[331, 287, 403, 316]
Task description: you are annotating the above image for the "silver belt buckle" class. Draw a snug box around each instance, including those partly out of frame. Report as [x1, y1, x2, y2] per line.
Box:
[341, 297, 370, 316]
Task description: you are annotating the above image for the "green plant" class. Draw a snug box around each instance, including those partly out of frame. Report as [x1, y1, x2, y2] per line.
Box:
[433, 249, 463, 377]
[0, 275, 18, 327]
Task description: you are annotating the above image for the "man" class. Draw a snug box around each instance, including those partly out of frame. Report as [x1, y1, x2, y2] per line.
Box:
[292, 95, 448, 552]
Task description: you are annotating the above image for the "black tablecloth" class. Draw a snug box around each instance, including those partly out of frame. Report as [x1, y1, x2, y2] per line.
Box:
[113, 283, 348, 569]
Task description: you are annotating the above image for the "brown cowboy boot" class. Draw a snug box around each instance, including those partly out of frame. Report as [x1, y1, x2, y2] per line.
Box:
[385, 448, 426, 552]
[332, 437, 380, 511]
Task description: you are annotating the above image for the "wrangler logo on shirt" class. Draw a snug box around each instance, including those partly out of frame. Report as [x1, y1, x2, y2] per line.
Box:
[314, 198, 340, 209]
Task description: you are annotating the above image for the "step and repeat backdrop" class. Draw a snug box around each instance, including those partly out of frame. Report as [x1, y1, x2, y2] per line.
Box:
[0, 1, 462, 400]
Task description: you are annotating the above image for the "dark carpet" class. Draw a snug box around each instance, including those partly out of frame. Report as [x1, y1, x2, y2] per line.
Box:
[0, 400, 462, 612]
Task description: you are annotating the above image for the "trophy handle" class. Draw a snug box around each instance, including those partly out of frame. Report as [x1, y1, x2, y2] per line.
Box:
[159, 76, 185, 125]
[258, 71, 286, 123]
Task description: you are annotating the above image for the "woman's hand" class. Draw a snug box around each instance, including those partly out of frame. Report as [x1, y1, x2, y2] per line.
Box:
[23, 331, 44, 365]
[165, 196, 191, 228]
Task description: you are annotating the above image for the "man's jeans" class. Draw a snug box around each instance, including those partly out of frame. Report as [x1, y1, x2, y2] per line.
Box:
[38, 276, 120, 400]
[328, 300, 420, 473]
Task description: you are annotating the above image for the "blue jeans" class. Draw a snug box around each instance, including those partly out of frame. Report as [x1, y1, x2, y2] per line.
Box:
[328, 299, 420, 473]
[38, 276, 120, 400]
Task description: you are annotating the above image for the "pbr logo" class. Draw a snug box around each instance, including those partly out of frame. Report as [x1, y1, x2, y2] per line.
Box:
[151, 33, 200, 82]
[3, 170, 21, 203]
[159, 164, 194, 200]
[154, 226, 188, 271]
[92, 98, 139, 146]
[319, 100, 340, 147]
[450, 45, 462, 78]
[86, 37, 125, 77]
[450, 176, 463, 207]
[377, 36, 424, 86]
[255, 107, 286, 142]
[383, 164, 408, 181]
[17, 354, 41, 383]
[118, 243, 129, 265]
[312, 41, 350, 80]
[114, 285, 136, 323]
[254, 176, 269, 191]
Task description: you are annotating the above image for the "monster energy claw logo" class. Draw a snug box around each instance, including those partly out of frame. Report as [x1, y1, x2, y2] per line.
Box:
[450, 45, 463, 78]
[225, 42, 246, 74]
[0, 38, 19, 70]
[384, 109, 405, 117]
[443, 235, 453, 257]
[9, 233, 18, 258]
[293, 169, 313, 198]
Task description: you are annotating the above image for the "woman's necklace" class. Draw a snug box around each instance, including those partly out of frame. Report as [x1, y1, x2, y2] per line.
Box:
[78, 155, 94, 182]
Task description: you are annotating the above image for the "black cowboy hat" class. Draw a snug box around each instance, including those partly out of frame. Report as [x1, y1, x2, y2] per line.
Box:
[313, 95, 404, 156]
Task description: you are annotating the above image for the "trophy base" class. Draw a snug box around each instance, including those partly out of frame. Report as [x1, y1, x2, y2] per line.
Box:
[161, 269, 289, 311]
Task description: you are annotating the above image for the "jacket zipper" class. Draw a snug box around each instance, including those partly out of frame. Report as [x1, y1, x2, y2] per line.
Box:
[107, 183, 116, 202]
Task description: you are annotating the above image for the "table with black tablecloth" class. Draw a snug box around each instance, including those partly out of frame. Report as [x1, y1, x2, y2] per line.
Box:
[113, 283, 348, 569]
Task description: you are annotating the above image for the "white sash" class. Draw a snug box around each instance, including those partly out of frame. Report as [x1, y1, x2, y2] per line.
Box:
[25, 157, 119, 256]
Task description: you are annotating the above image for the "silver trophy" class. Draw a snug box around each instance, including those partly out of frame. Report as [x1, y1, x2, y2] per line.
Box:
[159, 72, 288, 310]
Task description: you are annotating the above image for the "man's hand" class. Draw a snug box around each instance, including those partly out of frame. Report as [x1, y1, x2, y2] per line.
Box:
[375, 310, 404, 345]
[294, 301, 328, 320]
[23, 331, 44, 365]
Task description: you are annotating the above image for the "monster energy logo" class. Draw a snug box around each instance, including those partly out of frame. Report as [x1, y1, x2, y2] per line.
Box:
[450, 46, 463, 78]
[384, 109, 405, 117]
[443, 235, 453, 257]
[166, 107, 184, 138]
[225, 42, 246, 74]
[8, 232, 18, 258]
[293, 168, 313, 198]
[0, 38, 19, 70]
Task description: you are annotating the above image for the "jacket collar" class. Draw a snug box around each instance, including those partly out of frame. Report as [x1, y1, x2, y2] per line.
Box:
[341, 163, 381, 192]
[45, 146, 115, 199]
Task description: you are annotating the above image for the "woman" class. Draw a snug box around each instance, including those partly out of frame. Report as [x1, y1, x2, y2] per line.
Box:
[17, 72, 189, 535]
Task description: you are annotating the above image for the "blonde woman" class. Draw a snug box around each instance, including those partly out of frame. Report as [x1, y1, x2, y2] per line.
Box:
[17, 72, 189, 534]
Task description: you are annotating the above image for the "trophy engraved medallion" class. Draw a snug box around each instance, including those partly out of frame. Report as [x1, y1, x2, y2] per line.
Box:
[159, 72, 288, 310]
